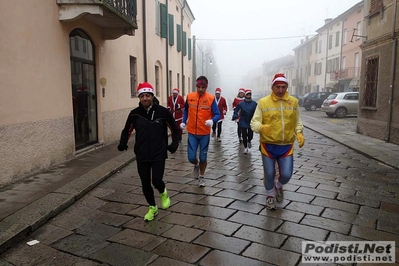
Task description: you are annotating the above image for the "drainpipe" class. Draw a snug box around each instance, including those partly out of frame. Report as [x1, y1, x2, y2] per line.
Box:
[166, 0, 170, 94]
[324, 27, 330, 92]
[181, 0, 186, 95]
[192, 35, 196, 92]
[338, 19, 344, 92]
[386, 0, 398, 142]
[142, 0, 148, 81]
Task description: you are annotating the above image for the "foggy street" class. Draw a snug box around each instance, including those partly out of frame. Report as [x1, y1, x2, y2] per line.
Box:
[1, 112, 399, 265]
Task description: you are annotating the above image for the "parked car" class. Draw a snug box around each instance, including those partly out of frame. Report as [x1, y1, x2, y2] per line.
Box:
[321, 92, 359, 118]
[291, 94, 304, 106]
[302, 92, 332, 111]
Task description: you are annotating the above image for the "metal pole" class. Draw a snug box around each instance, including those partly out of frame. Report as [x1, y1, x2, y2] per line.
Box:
[192, 35, 196, 92]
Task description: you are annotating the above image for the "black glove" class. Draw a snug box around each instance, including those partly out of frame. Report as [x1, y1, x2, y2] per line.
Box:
[167, 143, 178, 153]
[117, 143, 128, 151]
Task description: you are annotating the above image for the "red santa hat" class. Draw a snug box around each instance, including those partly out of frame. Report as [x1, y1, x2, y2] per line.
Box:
[172, 88, 179, 94]
[272, 73, 289, 86]
[245, 89, 252, 95]
[238, 88, 245, 94]
[137, 82, 154, 96]
[215, 88, 221, 94]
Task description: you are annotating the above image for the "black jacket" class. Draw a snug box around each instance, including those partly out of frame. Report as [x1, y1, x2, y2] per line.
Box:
[119, 103, 180, 162]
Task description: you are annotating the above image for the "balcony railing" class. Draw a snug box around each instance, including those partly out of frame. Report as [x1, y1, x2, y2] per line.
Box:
[103, 0, 137, 23]
[57, 0, 138, 40]
[330, 67, 360, 80]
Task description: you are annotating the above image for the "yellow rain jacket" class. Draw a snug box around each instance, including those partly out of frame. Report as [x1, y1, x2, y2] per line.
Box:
[250, 92, 303, 145]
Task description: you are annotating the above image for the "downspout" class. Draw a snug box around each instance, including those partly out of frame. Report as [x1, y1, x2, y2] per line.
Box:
[166, 0, 169, 95]
[181, 0, 186, 95]
[386, 0, 398, 142]
[338, 19, 344, 92]
[324, 27, 330, 92]
[192, 35, 197, 92]
[142, 0, 148, 81]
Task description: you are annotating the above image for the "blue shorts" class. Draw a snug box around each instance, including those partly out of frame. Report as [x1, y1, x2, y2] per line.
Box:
[187, 134, 210, 163]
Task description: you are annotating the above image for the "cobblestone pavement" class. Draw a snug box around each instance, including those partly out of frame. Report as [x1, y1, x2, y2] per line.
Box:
[1, 116, 399, 265]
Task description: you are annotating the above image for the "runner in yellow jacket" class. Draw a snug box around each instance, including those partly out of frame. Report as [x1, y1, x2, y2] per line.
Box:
[251, 73, 305, 210]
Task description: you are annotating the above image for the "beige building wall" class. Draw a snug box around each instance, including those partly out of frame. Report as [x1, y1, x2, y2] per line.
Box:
[358, 0, 399, 144]
[0, 0, 194, 184]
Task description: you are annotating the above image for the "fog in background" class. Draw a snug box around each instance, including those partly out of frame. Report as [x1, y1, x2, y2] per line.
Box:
[189, 0, 362, 103]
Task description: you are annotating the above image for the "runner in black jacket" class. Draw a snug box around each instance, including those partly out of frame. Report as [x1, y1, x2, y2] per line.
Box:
[118, 82, 180, 221]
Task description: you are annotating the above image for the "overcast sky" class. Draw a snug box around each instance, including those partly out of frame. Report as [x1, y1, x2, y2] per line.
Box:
[188, 0, 362, 100]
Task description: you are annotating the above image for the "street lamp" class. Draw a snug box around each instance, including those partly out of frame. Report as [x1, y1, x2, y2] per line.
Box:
[202, 52, 214, 76]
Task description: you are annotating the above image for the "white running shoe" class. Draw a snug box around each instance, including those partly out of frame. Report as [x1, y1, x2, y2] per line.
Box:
[198, 176, 205, 187]
[266, 197, 276, 210]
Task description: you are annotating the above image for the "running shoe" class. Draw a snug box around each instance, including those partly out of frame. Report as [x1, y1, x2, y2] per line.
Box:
[144, 205, 158, 221]
[266, 197, 276, 210]
[198, 176, 205, 187]
[160, 188, 171, 209]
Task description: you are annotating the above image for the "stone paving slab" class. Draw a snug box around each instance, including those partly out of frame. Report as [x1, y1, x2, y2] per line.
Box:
[1, 113, 399, 265]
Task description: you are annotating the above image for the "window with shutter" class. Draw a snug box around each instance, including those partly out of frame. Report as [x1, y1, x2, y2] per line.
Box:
[168, 14, 174, 46]
[370, 0, 383, 14]
[177, 24, 182, 52]
[183, 31, 187, 56]
[188, 38, 192, 60]
[160, 3, 168, 38]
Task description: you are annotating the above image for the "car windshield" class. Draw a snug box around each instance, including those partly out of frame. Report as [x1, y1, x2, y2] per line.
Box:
[327, 94, 338, 100]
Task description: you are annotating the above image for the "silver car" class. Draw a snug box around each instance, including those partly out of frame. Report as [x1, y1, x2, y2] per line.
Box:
[321, 92, 359, 118]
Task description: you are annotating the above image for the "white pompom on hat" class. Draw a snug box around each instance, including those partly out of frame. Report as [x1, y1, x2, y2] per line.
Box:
[137, 82, 154, 96]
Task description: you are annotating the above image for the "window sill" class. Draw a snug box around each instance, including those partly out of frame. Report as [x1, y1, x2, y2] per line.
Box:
[361, 106, 377, 111]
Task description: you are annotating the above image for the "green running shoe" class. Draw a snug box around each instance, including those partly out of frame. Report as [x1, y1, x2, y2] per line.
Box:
[144, 205, 158, 222]
[160, 188, 171, 209]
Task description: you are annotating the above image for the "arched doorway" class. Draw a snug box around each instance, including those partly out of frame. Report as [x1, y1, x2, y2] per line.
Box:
[70, 29, 98, 150]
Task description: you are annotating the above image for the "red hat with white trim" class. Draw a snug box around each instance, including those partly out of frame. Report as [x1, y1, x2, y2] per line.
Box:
[172, 88, 179, 94]
[272, 73, 289, 86]
[215, 88, 221, 94]
[245, 89, 252, 95]
[137, 82, 154, 96]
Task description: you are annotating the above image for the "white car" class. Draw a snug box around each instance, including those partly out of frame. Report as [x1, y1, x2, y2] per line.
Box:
[321, 92, 359, 118]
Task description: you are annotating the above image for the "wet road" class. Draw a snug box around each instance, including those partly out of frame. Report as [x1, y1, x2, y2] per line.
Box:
[1, 113, 398, 265]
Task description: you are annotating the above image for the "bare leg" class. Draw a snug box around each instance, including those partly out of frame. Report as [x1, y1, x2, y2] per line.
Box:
[199, 161, 207, 176]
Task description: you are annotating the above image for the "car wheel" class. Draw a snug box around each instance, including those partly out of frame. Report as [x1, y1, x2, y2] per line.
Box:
[310, 104, 317, 111]
[326, 112, 335, 118]
[335, 107, 347, 118]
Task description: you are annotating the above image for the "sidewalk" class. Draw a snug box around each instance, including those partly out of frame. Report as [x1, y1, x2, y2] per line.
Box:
[1, 116, 399, 254]
[301, 115, 399, 171]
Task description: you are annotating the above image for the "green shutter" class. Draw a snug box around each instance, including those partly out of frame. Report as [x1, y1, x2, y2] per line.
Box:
[188, 38, 191, 60]
[168, 14, 174, 46]
[160, 3, 167, 38]
[176, 24, 181, 52]
[182, 31, 187, 56]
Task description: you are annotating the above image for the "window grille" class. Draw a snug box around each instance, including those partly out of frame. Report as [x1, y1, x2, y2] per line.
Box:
[364, 57, 378, 107]
[370, 0, 383, 14]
